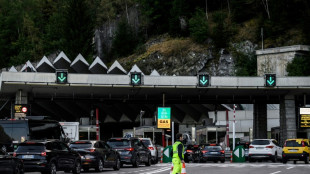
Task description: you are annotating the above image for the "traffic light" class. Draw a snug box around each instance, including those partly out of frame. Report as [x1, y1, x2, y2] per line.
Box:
[198, 74, 209, 87]
[130, 72, 142, 86]
[56, 70, 68, 84]
[265, 74, 276, 87]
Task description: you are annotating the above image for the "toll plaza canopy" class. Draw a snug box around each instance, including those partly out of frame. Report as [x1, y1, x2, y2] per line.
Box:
[0, 51, 310, 125]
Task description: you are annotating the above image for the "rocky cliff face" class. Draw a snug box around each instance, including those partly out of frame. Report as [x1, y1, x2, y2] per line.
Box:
[95, 6, 256, 76]
[118, 36, 241, 76]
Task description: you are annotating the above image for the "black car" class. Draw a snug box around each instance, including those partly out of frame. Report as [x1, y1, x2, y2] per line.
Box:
[200, 144, 225, 163]
[0, 150, 24, 174]
[184, 145, 201, 163]
[14, 140, 81, 174]
[107, 137, 152, 168]
[69, 140, 121, 172]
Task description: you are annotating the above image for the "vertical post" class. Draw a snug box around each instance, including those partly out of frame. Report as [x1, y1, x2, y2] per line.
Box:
[95, 109, 99, 140]
[172, 121, 174, 144]
[226, 110, 230, 148]
[233, 104, 236, 150]
[261, 28, 264, 50]
[153, 127, 155, 144]
[162, 93, 165, 147]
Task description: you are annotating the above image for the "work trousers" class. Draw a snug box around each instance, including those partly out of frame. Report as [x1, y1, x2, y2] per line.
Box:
[172, 158, 182, 174]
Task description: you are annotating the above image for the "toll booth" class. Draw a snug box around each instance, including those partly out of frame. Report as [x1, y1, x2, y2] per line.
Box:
[196, 125, 226, 144]
[133, 126, 164, 145]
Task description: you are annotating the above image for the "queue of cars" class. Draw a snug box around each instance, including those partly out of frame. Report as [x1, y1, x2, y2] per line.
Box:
[182, 138, 310, 165]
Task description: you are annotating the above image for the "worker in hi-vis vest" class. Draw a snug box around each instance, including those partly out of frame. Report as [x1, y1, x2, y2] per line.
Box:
[172, 133, 185, 174]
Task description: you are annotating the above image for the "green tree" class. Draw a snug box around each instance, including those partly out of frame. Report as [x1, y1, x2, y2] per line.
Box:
[62, 0, 95, 62]
[169, 0, 190, 37]
[111, 18, 137, 60]
[189, 8, 208, 43]
[136, 0, 172, 35]
[287, 55, 310, 76]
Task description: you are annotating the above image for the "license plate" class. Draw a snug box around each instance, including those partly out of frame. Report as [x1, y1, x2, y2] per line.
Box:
[210, 152, 218, 154]
[22, 155, 34, 159]
[256, 147, 264, 149]
[289, 149, 298, 152]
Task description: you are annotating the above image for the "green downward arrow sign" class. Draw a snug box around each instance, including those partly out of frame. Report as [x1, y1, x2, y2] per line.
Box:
[58, 73, 67, 82]
[267, 76, 274, 85]
[200, 76, 208, 85]
[132, 75, 140, 83]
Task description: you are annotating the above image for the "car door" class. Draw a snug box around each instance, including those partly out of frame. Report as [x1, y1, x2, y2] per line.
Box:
[138, 140, 148, 162]
[272, 140, 282, 159]
[103, 142, 116, 166]
[58, 142, 75, 170]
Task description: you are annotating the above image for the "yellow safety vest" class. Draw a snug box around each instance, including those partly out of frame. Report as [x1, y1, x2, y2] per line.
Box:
[172, 141, 184, 159]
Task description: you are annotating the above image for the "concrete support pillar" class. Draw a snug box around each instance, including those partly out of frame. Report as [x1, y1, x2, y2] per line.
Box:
[253, 103, 267, 139]
[15, 90, 28, 104]
[280, 95, 297, 145]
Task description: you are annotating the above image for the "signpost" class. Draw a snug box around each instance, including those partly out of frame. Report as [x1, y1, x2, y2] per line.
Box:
[265, 74, 276, 87]
[198, 74, 209, 87]
[130, 72, 142, 86]
[157, 107, 171, 129]
[300, 107, 310, 128]
[14, 104, 28, 119]
[56, 70, 68, 84]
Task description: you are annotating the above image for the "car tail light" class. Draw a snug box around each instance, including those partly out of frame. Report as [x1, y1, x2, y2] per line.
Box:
[13, 152, 16, 157]
[202, 150, 208, 153]
[302, 141, 305, 147]
[41, 152, 47, 156]
[88, 149, 96, 152]
[125, 148, 134, 151]
[266, 146, 274, 149]
[220, 150, 225, 154]
[249, 146, 254, 148]
[148, 147, 154, 150]
[186, 150, 193, 153]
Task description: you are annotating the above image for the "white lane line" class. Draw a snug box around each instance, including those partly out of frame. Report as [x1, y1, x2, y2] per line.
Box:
[286, 166, 294, 170]
[270, 171, 281, 174]
[140, 167, 170, 174]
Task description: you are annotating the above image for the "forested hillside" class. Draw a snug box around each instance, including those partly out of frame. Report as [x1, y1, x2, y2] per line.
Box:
[0, 0, 309, 75]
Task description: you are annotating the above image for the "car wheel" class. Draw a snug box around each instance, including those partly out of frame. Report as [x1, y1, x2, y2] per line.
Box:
[133, 155, 140, 168]
[145, 155, 151, 166]
[44, 162, 56, 174]
[282, 158, 287, 164]
[221, 160, 225, 163]
[294, 160, 297, 164]
[72, 161, 81, 174]
[14, 162, 22, 174]
[113, 158, 121, 171]
[305, 155, 309, 164]
[83, 167, 89, 172]
[95, 158, 104, 172]
[272, 154, 277, 163]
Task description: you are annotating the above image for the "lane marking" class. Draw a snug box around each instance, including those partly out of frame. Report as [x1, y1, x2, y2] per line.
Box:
[286, 166, 294, 170]
[270, 171, 281, 174]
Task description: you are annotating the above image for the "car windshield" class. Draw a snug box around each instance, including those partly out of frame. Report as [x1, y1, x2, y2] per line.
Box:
[285, 140, 302, 147]
[141, 140, 151, 146]
[107, 139, 130, 147]
[16, 144, 45, 152]
[69, 142, 92, 149]
[251, 140, 270, 145]
[204, 146, 222, 151]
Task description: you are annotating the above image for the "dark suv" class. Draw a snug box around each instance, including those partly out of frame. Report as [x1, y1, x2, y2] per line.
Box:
[69, 140, 121, 172]
[107, 137, 151, 168]
[14, 140, 81, 174]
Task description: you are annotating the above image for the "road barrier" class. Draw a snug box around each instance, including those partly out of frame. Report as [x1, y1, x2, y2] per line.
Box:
[160, 149, 163, 163]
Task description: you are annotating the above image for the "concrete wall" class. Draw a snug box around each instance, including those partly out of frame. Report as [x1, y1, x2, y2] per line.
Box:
[256, 45, 310, 77]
